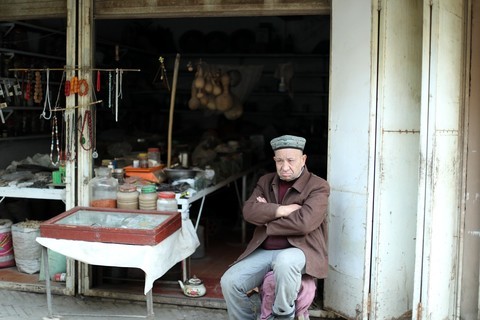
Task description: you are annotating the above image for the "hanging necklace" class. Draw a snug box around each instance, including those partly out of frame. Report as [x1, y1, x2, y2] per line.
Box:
[92, 109, 98, 158]
[113, 68, 124, 122]
[79, 110, 93, 151]
[60, 111, 65, 162]
[50, 114, 60, 166]
[53, 70, 66, 161]
[108, 71, 112, 109]
[96, 70, 101, 92]
[65, 112, 76, 161]
[115, 68, 119, 122]
[33, 71, 43, 104]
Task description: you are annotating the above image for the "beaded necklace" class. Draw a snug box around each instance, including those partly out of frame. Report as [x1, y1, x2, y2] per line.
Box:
[53, 70, 66, 163]
[108, 71, 112, 108]
[33, 71, 43, 104]
[65, 112, 76, 161]
[79, 110, 93, 151]
[50, 114, 60, 166]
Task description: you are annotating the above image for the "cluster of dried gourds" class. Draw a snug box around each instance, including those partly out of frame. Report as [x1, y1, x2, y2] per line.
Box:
[188, 62, 243, 120]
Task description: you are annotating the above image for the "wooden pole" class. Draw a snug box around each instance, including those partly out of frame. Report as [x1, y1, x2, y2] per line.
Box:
[167, 53, 181, 168]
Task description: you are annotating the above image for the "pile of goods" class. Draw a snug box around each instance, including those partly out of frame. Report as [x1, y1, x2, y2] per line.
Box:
[11, 220, 43, 274]
[0, 219, 14, 268]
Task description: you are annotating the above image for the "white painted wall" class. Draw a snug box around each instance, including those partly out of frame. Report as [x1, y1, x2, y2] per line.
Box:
[460, 1, 480, 318]
[324, 0, 373, 318]
[369, 1, 423, 318]
[413, 0, 465, 319]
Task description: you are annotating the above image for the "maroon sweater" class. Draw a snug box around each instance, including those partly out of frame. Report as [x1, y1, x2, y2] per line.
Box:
[262, 179, 295, 250]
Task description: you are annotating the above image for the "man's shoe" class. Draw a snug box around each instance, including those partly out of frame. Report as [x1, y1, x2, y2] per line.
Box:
[269, 309, 295, 319]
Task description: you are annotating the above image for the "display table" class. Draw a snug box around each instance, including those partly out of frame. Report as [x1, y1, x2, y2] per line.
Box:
[36, 219, 199, 319]
[178, 162, 266, 243]
[0, 186, 65, 202]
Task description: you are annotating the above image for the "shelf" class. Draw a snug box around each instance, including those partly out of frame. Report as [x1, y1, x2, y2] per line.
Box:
[0, 185, 65, 201]
[130, 88, 327, 96]
[160, 53, 328, 59]
[242, 111, 327, 117]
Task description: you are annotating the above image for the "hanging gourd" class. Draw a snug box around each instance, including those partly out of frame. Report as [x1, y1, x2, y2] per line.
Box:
[188, 82, 200, 110]
[212, 70, 223, 96]
[215, 72, 233, 112]
[193, 64, 205, 90]
[224, 95, 243, 120]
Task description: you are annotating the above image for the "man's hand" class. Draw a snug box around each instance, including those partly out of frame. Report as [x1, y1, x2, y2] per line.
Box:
[256, 196, 301, 218]
[256, 196, 267, 203]
[275, 203, 301, 218]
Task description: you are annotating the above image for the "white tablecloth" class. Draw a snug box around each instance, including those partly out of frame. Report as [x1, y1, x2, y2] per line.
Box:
[36, 219, 199, 294]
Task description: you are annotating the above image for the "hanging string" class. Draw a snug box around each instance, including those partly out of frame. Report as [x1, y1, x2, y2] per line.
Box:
[90, 72, 99, 102]
[55, 70, 66, 109]
[153, 56, 171, 91]
[40, 69, 52, 120]
[118, 69, 123, 99]
[49, 100, 103, 112]
[115, 68, 119, 122]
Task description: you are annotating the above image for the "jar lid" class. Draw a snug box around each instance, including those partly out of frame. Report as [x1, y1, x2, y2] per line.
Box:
[114, 168, 124, 173]
[158, 191, 176, 199]
[119, 184, 137, 192]
[94, 166, 111, 176]
[148, 147, 160, 152]
[141, 184, 157, 193]
[138, 153, 148, 158]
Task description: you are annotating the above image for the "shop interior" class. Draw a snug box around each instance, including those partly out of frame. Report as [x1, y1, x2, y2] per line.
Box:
[0, 14, 329, 307]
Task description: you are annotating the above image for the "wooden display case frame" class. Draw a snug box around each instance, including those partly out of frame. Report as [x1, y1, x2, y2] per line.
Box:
[40, 206, 181, 245]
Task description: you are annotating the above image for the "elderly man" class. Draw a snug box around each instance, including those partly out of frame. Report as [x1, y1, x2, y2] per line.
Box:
[221, 134, 330, 320]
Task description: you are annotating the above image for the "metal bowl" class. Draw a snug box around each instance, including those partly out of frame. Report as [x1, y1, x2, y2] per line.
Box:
[163, 168, 199, 181]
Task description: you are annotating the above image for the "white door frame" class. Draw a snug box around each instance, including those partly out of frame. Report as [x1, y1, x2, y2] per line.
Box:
[413, 1, 466, 319]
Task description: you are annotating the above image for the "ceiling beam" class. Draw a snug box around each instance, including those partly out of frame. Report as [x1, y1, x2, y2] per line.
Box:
[0, 0, 66, 21]
[94, 0, 331, 19]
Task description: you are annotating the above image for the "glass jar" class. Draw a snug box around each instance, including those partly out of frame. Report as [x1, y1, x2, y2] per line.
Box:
[157, 191, 178, 212]
[117, 184, 139, 210]
[89, 167, 118, 208]
[138, 153, 148, 168]
[139, 184, 157, 210]
[147, 147, 161, 167]
[112, 168, 125, 185]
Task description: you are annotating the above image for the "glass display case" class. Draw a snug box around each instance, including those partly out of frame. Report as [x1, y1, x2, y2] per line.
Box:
[40, 206, 181, 245]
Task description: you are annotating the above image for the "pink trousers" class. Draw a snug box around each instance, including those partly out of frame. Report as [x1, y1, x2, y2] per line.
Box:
[260, 271, 316, 320]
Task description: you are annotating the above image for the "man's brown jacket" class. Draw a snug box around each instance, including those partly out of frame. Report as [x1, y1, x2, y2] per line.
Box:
[235, 167, 330, 279]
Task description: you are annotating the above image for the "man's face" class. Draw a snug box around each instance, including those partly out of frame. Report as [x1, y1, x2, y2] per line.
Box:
[273, 148, 306, 181]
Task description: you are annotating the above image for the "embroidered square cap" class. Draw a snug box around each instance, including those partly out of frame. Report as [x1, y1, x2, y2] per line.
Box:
[270, 135, 306, 151]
